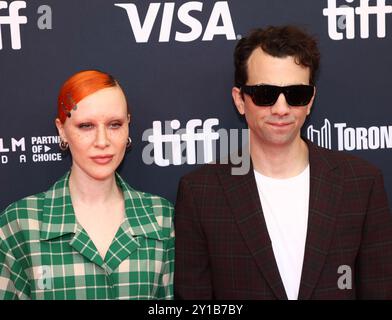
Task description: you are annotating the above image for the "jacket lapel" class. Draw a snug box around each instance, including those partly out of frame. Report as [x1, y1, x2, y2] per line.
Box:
[298, 141, 343, 299]
[103, 173, 165, 274]
[218, 163, 287, 300]
[41, 171, 165, 274]
[40, 172, 107, 268]
[40, 172, 78, 240]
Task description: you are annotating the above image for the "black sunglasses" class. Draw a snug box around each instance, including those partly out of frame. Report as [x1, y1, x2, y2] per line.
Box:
[241, 84, 314, 107]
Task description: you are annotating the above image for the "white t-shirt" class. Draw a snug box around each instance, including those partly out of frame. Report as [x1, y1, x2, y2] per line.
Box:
[254, 165, 310, 300]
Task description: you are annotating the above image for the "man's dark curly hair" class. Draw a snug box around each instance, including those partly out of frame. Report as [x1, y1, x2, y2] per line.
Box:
[234, 25, 320, 87]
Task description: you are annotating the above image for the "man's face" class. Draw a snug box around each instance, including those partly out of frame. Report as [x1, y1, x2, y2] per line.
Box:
[232, 48, 315, 149]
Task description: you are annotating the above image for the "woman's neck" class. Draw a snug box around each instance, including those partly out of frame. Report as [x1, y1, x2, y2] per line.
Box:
[68, 166, 122, 205]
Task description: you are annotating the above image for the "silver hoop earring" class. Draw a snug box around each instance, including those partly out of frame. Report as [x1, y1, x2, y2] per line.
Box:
[126, 137, 132, 149]
[59, 140, 69, 151]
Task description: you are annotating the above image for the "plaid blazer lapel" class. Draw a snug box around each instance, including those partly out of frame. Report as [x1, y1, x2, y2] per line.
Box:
[218, 163, 287, 300]
[298, 140, 342, 299]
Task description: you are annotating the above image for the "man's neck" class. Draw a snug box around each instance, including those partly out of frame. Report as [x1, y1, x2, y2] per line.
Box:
[250, 136, 309, 179]
[69, 166, 122, 206]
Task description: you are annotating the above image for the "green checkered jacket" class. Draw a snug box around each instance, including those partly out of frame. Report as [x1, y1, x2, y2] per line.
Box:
[0, 171, 174, 300]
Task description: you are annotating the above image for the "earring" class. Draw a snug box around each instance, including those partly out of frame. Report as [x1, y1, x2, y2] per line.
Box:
[59, 139, 69, 151]
[126, 137, 132, 148]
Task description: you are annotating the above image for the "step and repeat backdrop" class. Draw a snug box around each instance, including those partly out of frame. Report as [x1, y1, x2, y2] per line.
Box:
[1, 0, 392, 210]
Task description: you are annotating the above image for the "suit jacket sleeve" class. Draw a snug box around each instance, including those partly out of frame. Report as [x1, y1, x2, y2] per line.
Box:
[174, 177, 213, 299]
[356, 170, 392, 298]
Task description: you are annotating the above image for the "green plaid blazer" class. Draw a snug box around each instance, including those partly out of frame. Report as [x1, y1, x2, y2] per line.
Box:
[0, 172, 174, 300]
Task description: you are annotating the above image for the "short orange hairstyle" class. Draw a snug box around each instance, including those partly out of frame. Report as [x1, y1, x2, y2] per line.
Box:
[57, 70, 122, 123]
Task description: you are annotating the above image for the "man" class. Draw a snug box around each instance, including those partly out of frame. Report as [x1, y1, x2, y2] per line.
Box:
[174, 25, 392, 299]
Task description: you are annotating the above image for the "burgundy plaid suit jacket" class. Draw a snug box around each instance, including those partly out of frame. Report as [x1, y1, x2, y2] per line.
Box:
[174, 140, 392, 299]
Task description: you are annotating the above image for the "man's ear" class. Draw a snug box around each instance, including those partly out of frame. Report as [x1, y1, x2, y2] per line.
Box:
[232, 87, 245, 115]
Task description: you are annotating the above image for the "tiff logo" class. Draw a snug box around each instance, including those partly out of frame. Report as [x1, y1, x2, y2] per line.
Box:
[0, 1, 27, 50]
[142, 118, 250, 175]
[323, 0, 392, 40]
[115, 1, 236, 43]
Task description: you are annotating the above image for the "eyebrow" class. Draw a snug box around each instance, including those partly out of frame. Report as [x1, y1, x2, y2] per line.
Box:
[72, 114, 128, 121]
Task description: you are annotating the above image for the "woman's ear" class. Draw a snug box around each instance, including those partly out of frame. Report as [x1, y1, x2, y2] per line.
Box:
[55, 118, 67, 142]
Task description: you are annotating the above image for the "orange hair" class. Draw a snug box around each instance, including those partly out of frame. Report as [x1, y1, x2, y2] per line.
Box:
[57, 70, 121, 123]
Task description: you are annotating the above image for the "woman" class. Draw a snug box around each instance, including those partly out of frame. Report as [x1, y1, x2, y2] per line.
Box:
[0, 70, 174, 300]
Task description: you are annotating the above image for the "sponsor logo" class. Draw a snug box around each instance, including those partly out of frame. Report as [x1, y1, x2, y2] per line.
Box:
[306, 119, 392, 151]
[307, 119, 332, 149]
[115, 1, 237, 43]
[323, 0, 392, 40]
[0, 135, 63, 164]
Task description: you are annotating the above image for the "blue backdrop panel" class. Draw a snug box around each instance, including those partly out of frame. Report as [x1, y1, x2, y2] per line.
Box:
[1, 0, 392, 210]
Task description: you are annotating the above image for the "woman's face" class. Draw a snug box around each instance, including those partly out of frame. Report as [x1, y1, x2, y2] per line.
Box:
[56, 86, 130, 181]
